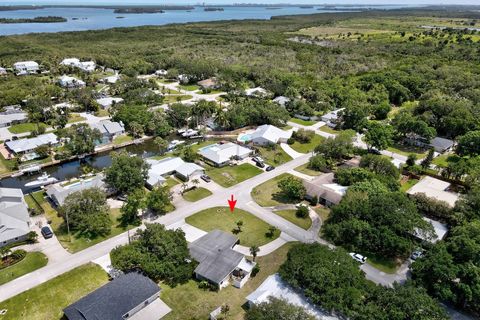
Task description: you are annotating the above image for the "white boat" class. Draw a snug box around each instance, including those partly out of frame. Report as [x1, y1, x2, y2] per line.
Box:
[21, 165, 41, 174]
[182, 129, 199, 137]
[24, 173, 58, 188]
[167, 140, 185, 151]
[11, 171, 24, 178]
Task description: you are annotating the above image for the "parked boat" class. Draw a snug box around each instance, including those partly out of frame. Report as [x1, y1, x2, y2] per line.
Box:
[24, 173, 58, 188]
[11, 171, 24, 178]
[167, 140, 185, 151]
[182, 129, 199, 138]
[22, 165, 41, 174]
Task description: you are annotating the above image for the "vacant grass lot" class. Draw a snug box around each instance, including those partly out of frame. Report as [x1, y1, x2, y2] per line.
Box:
[186, 207, 280, 247]
[182, 187, 212, 202]
[294, 163, 322, 176]
[8, 122, 47, 134]
[0, 252, 48, 285]
[289, 134, 324, 153]
[387, 143, 428, 158]
[161, 242, 294, 320]
[256, 146, 292, 166]
[0, 154, 14, 175]
[206, 163, 262, 188]
[112, 134, 133, 145]
[274, 209, 312, 230]
[0, 263, 108, 320]
[251, 173, 295, 207]
[400, 178, 419, 193]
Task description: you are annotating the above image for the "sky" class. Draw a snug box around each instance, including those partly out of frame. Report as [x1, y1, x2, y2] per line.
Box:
[1, 0, 479, 5]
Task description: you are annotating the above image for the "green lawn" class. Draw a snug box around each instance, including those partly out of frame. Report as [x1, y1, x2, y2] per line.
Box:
[182, 187, 212, 202]
[289, 134, 325, 153]
[0, 153, 15, 175]
[432, 154, 450, 168]
[400, 178, 419, 192]
[185, 207, 280, 247]
[256, 146, 292, 166]
[318, 125, 339, 134]
[387, 143, 428, 158]
[163, 95, 193, 103]
[165, 176, 181, 189]
[0, 252, 48, 286]
[294, 163, 322, 176]
[0, 263, 109, 320]
[366, 254, 400, 274]
[8, 122, 47, 134]
[94, 109, 110, 117]
[161, 243, 294, 320]
[112, 134, 133, 145]
[190, 140, 219, 153]
[251, 173, 295, 207]
[178, 84, 200, 91]
[274, 209, 312, 230]
[67, 113, 86, 124]
[206, 163, 263, 188]
[42, 197, 135, 253]
[289, 117, 316, 126]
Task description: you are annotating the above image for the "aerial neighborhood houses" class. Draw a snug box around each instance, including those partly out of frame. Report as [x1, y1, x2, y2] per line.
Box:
[60, 58, 96, 73]
[146, 157, 204, 188]
[13, 60, 39, 75]
[406, 135, 455, 154]
[198, 142, 253, 167]
[197, 77, 219, 90]
[63, 272, 168, 320]
[0, 106, 27, 128]
[245, 124, 292, 146]
[58, 75, 86, 88]
[4, 133, 59, 159]
[0, 188, 30, 248]
[46, 174, 106, 207]
[407, 176, 459, 208]
[189, 230, 256, 290]
[95, 97, 124, 109]
[89, 120, 125, 145]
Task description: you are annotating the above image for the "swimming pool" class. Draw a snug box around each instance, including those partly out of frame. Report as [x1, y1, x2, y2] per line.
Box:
[238, 134, 252, 143]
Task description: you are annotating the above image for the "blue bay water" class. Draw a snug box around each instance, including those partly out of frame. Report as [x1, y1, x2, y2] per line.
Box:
[0, 5, 413, 35]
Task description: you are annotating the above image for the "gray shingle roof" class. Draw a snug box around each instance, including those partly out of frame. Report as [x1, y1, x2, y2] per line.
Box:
[63, 272, 160, 320]
[0, 188, 30, 243]
[45, 174, 106, 206]
[429, 137, 454, 152]
[189, 230, 243, 285]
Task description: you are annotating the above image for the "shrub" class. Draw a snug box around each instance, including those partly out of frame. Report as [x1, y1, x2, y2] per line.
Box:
[251, 263, 260, 277]
[11, 249, 27, 260]
[296, 205, 309, 218]
[293, 128, 314, 143]
[310, 195, 318, 206]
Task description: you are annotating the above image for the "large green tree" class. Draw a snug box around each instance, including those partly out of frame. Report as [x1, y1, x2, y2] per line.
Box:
[245, 297, 315, 320]
[105, 152, 150, 194]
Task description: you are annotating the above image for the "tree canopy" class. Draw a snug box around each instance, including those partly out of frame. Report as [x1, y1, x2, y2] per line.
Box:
[105, 152, 150, 194]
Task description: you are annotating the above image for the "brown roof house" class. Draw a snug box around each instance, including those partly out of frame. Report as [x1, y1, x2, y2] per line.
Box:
[303, 173, 348, 207]
[197, 78, 219, 90]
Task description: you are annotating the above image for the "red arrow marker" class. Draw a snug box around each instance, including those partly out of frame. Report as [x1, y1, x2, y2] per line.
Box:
[228, 194, 237, 212]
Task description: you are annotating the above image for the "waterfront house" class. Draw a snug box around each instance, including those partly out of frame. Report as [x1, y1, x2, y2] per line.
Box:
[59, 75, 86, 88]
[46, 174, 106, 207]
[198, 142, 253, 167]
[13, 61, 39, 75]
[5, 133, 59, 156]
[189, 230, 256, 289]
[63, 273, 169, 320]
[0, 188, 30, 248]
[247, 124, 292, 146]
[90, 120, 125, 145]
[146, 157, 204, 188]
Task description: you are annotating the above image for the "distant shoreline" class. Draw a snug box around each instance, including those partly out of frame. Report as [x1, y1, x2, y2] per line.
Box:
[0, 16, 66, 23]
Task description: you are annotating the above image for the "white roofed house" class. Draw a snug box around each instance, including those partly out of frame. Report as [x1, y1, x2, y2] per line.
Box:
[90, 120, 125, 145]
[0, 188, 31, 248]
[245, 87, 268, 97]
[0, 106, 27, 128]
[95, 97, 124, 109]
[13, 61, 39, 75]
[407, 176, 459, 207]
[100, 74, 121, 84]
[61, 58, 96, 73]
[321, 108, 344, 128]
[146, 157, 204, 188]
[303, 173, 348, 207]
[272, 96, 290, 107]
[198, 142, 253, 167]
[5, 133, 59, 156]
[155, 69, 168, 76]
[46, 174, 106, 207]
[58, 75, 86, 88]
[247, 124, 292, 146]
[60, 58, 81, 67]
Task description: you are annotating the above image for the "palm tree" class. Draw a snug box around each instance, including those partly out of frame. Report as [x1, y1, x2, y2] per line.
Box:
[0, 246, 11, 258]
[191, 178, 200, 188]
[214, 109, 230, 130]
[249, 245, 260, 261]
[236, 220, 244, 233]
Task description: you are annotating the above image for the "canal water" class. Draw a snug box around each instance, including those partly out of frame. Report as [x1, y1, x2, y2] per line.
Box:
[0, 139, 160, 193]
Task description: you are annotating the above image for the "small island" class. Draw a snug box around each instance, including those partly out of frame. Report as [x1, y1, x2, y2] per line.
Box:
[0, 16, 67, 24]
[113, 8, 164, 14]
[204, 7, 225, 12]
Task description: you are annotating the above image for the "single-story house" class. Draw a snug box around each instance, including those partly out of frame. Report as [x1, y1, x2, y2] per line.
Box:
[0, 188, 30, 248]
[13, 61, 39, 75]
[197, 78, 219, 90]
[198, 142, 253, 167]
[0, 106, 27, 128]
[407, 176, 459, 207]
[321, 108, 344, 128]
[247, 124, 292, 145]
[146, 157, 204, 187]
[189, 230, 256, 289]
[59, 75, 86, 88]
[5, 133, 59, 155]
[272, 96, 290, 107]
[245, 87, 268, 97]
[63, 272, 167, 320]
[414, 217, 448, 244]
[90, 120, 125, 145]
[246, 273, 338, 320]
[100, 74, 121, 84]
[95, 97, 124, 109]
[61, 58, 96, 73]
[303, 173, 348, 207]
[405, 136, 455, 154]
[46, 174, 106, 206]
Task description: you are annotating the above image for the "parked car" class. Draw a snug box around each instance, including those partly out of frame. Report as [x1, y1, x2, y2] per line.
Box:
[252, 156, 264, 165]
[349, 252, 367, 264]
[41, 226, 53, 239]
[201, 174, 211, 183]
[411, 249, 424, 260]
[266, 166, 275, 172]
[255, 161, 265, 168]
